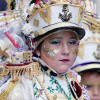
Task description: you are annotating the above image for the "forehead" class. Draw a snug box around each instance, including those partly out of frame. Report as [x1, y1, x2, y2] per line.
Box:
[82, 73, 100, 83]
[46, 30, 78, 40]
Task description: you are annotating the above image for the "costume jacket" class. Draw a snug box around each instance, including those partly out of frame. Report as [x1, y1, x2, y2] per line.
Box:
[0, 58, 88, 100]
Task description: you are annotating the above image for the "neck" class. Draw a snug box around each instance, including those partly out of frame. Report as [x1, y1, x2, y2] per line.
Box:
[33, 56, 70, 76]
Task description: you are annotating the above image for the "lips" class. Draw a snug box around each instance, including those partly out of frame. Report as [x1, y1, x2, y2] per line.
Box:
[60, 59, 69, 62]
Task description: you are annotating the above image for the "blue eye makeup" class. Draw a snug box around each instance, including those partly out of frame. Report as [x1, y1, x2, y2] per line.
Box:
[69, 39, 78, 45]
[50, 40, 60, 44]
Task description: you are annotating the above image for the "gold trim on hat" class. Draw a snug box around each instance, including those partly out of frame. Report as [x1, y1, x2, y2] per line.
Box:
[32, 22, 79, 38]
[73, 63, 100, 73]
[39, 7, 51, 25]
[78, 7, 83, 24]
[31, 22, 80, 47]
[28, 2, 84, 21]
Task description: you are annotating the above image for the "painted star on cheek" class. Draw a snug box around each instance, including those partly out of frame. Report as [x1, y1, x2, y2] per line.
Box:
[43, 46, 60, 59]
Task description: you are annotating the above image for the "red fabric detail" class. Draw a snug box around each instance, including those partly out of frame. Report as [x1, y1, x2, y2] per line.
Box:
[70, 81, 82, 98]
[6, 63, 30, 66]
[35, 0, 40, 5]
[5, 31, 20, 48]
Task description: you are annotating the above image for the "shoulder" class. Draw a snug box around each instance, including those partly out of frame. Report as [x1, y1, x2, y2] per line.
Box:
[0, 76, 34, 100]
[68, 70, 81, 83]
[0, 76, 16, 100]
[68, 70, 89, 100]
[67, 70, 83, 99]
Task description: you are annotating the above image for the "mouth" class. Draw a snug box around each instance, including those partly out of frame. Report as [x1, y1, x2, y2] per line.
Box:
[91, 98, 100, 100]
[60, 59, 69, 62]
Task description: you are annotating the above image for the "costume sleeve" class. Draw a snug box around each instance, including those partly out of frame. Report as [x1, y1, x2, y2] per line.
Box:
[0, 76, 35, 100]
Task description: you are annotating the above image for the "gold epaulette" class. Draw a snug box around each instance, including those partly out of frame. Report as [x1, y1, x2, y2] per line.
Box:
[1, 62, 43, 82]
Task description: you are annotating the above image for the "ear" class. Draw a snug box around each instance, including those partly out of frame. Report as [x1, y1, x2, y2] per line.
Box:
[35, 49, 41, 57]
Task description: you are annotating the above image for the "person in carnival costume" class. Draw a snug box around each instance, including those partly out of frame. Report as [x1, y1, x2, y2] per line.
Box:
[0, 0, 89, 100]
[72, 11, 100, 100]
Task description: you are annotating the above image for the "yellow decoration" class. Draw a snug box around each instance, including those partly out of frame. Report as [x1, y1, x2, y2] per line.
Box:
[39, 8, 51, 25]
[83, 13, 100, 33]
[78, 44, 84, 59]
[0, 47, 9, 58]
[78, 8, 83, 24]
[6, 0, 12, 10]
[0, 81, 16, 100]
[1, 62, 42, 81]
[70, 49, 78, 54]
[0, 66, 3, 74]
[11, 51, 33, 64]
[23, 51, 33, 63]
[11, 52, 24, 64]
[33, 19, 39, 27]
[0, 10, 25, 30]
[67, 72, 79, 84]
[43, 46, 60, 58]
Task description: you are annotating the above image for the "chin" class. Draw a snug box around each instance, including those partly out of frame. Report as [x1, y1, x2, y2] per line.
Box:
[58, 69, 69, 74]
[90, 97, 100, 100]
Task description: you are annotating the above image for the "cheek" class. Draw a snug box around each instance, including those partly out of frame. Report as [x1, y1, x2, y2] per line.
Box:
[70, 45, 78, 55]
[43, 46, 60, 59]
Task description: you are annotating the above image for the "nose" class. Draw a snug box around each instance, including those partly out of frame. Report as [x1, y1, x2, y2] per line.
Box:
[92, 87, 99, 96]
[61, 43, 70, 56]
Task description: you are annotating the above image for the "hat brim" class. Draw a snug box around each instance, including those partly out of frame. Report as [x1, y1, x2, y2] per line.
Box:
[33, 22, 85, 42]
[72, 62, 100, 73]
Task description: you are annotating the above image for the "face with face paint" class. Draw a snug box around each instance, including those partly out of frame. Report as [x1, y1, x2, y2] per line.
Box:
[36, 30, 79, 74]
[81, 72, 100, 100]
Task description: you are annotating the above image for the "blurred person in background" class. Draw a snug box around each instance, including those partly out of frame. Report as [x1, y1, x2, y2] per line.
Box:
[0, 0, 7, 11]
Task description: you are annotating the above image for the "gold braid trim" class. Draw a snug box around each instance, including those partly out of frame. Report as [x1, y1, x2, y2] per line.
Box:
[29, 2, 84, 21]
[0, 81, 16, 100]
[0, 75, 3, 80]
[67, 72, 81, 86]
[1, 62, 43, 81]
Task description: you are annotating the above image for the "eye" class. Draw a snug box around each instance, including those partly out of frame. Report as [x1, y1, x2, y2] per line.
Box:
[50, 40, 60, 44]
[69, 39, 78, 45]
[85, 85, 92, 89]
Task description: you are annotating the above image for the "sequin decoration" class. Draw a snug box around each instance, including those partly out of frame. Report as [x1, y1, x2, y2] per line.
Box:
[39, 8, 51, 25]
[44, 46, 60, 58]
[43, 10, 46, 15]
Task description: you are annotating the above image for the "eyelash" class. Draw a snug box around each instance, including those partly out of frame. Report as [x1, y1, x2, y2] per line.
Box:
[50, 39, 78, 45]
[85, 85, 92, 89]
[50, 40, 60, 44]
[69, 40, 78, 45]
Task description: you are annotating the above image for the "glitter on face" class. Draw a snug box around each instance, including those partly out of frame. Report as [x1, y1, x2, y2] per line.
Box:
[70, 49, 78, 54]
[43, 46, 60, 58]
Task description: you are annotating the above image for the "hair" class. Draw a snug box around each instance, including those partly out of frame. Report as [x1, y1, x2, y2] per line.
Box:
[33, 41, 43, 57]
[79, 69, 100, 76]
